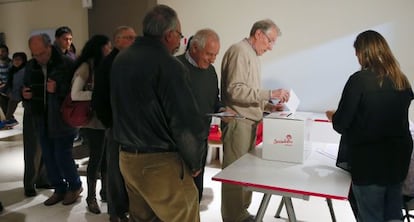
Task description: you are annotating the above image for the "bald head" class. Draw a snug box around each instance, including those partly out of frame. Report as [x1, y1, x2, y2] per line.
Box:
[29, 34, 52, 65]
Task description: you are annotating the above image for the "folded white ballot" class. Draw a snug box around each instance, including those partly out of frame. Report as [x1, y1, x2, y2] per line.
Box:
[284, 89, 300, 113]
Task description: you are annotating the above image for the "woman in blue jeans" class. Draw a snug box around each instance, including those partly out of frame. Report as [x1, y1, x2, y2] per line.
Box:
[327, 30, 413, 222]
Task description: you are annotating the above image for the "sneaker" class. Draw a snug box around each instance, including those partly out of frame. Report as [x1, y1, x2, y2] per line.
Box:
[0, 121, 5, 130]
[62, 187, 83, 205]
[4, 119, 18, 127]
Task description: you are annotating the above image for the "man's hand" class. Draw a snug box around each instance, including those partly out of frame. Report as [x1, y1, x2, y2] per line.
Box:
[192, 169, 201, 177]
[220, 107, 237, 123]
[22, 86, 32, 100]
[325, 110, 335, 121]
[46, 78, 56, 93]
[271, 89, 290, 103]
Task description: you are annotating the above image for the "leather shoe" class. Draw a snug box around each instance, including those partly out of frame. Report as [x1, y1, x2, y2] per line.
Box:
[24, 189, 37, 197]
[242, 215, 256, 222]
[86, 197, 101, 214]
[44, 192, 65, 206]
[62, 187, 83, 205]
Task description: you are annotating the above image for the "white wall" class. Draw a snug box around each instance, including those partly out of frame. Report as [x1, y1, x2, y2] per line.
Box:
[0, 0, 89, 58]
[159, 0, 414, 118]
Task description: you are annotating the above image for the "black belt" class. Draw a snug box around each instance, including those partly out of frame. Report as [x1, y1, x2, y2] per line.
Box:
[120, 146, 172, 154]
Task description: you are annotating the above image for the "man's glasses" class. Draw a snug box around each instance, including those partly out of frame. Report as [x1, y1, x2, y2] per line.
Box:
[261, 31, 275, 46]
[120, 35, 136, 41]
[175, 30, 184, 39]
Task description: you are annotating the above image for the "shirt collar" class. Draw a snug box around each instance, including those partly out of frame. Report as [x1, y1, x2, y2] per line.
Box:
[184, 51, 199, 68]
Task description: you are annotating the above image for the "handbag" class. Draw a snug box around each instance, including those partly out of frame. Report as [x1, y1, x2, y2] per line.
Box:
[61, 64, 93, 128]
[61, 94, 92, 128]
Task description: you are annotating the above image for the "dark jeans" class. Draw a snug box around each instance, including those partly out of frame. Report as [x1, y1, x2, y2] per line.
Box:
[23, 107, 49, 190]
[38, 128, 81, 194]
[352, 182, 403, 222]
[82, 128, 106, 181]
[105, 128, 129, 217]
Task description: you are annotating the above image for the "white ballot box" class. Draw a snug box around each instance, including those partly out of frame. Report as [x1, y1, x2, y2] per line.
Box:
[262, 111, 313, 163]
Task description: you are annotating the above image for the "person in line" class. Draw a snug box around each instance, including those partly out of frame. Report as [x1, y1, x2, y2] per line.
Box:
[92, 25, 136, 222]
[176, 28, 228, 203]
[54, 26, 77, 61]
[0, 52, 27, 128]
[71, 34, 112, 214]
[326, 30, 413, 222]
[220, 19, 290, 222]
[0, 44, 11, 125]
[22, 33, 82, 206]
[110, 4, 205, 222]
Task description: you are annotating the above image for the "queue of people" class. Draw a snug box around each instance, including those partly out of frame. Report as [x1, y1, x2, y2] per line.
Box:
[1, 3, 412, 222]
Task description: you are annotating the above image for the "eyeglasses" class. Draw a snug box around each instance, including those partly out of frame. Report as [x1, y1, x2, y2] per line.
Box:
[175, 30, 184, 39]
[261, 31, 275, 46]
[120, 35, 136, 41]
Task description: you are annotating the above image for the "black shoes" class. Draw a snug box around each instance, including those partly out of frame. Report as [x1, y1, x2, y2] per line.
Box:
[62, 187, 83, 205]
[24, 189, 37, 197]
[86, 197, 101, 214]
[44, 192, 65, 206]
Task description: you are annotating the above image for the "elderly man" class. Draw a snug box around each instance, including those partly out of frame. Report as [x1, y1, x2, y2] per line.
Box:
[220, 19, 290, 222]
[176, 28, 225, 203]
[110, 5, 205, 222]
[22, 34, 82, 206]
[92, 25, 137, 222]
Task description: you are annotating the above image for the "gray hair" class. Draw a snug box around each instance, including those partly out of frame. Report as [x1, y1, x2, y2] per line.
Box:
[142, 4, 179, 38]
[28, 33, 51, 46]
[190, 28, 220, 49]
[249, 19, 281, 37]
[113, 26, 134, 40]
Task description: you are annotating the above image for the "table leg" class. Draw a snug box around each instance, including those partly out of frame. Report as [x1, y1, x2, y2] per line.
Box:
[255, 193, 272, 222]
[274, 198, 284, 218]
[284, 197, 297, 222]
[326, 198, 336, 222]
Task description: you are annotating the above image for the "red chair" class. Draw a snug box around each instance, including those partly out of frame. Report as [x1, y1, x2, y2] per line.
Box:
[207, 124, 223, 165]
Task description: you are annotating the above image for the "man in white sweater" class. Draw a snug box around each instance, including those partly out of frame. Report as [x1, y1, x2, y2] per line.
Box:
[220, 19, 290, 222]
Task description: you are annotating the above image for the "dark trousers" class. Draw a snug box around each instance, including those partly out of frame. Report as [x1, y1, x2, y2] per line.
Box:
[193, 142, 208, 202]
[0, 94, 8, 118]
[5, 99, 19, 120]
[23, 106, 49, 190]
[38, 128, 80, 194]
[82, 128, 106, 181]
[105, 128, 129, 217]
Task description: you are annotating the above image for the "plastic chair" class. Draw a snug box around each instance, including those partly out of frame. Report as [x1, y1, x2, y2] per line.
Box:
[206, 124, 223, 165]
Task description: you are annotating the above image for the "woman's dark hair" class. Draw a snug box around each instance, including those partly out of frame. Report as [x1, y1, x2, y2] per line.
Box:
[74, 34, 110, 70]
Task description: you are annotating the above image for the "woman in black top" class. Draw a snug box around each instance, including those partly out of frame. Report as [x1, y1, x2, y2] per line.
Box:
[327, 30, 413, 222]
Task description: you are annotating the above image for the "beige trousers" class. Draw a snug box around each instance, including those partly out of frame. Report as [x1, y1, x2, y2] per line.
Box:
[120, 151, 200, 222]
[221, 119, 258, 222]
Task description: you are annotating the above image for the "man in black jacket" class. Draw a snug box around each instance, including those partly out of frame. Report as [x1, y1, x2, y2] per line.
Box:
[110, 5, 205, 222]
[177, 28, 226, 203]
[92, 26, 136, 222]
[22, 34, 82, 206]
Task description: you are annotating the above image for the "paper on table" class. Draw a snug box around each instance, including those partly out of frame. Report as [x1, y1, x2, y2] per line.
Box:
[206, 112, 245, 119]
[284, 89, 300, 113]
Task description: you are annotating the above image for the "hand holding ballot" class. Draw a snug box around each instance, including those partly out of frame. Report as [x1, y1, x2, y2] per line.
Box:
[271, 88, 290, 103]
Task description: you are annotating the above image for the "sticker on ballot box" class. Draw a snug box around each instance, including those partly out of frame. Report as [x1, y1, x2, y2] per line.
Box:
[262, 112, 312, 163]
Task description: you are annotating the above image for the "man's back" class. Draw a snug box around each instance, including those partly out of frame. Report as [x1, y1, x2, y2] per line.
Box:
[110, 36, 205, 171]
